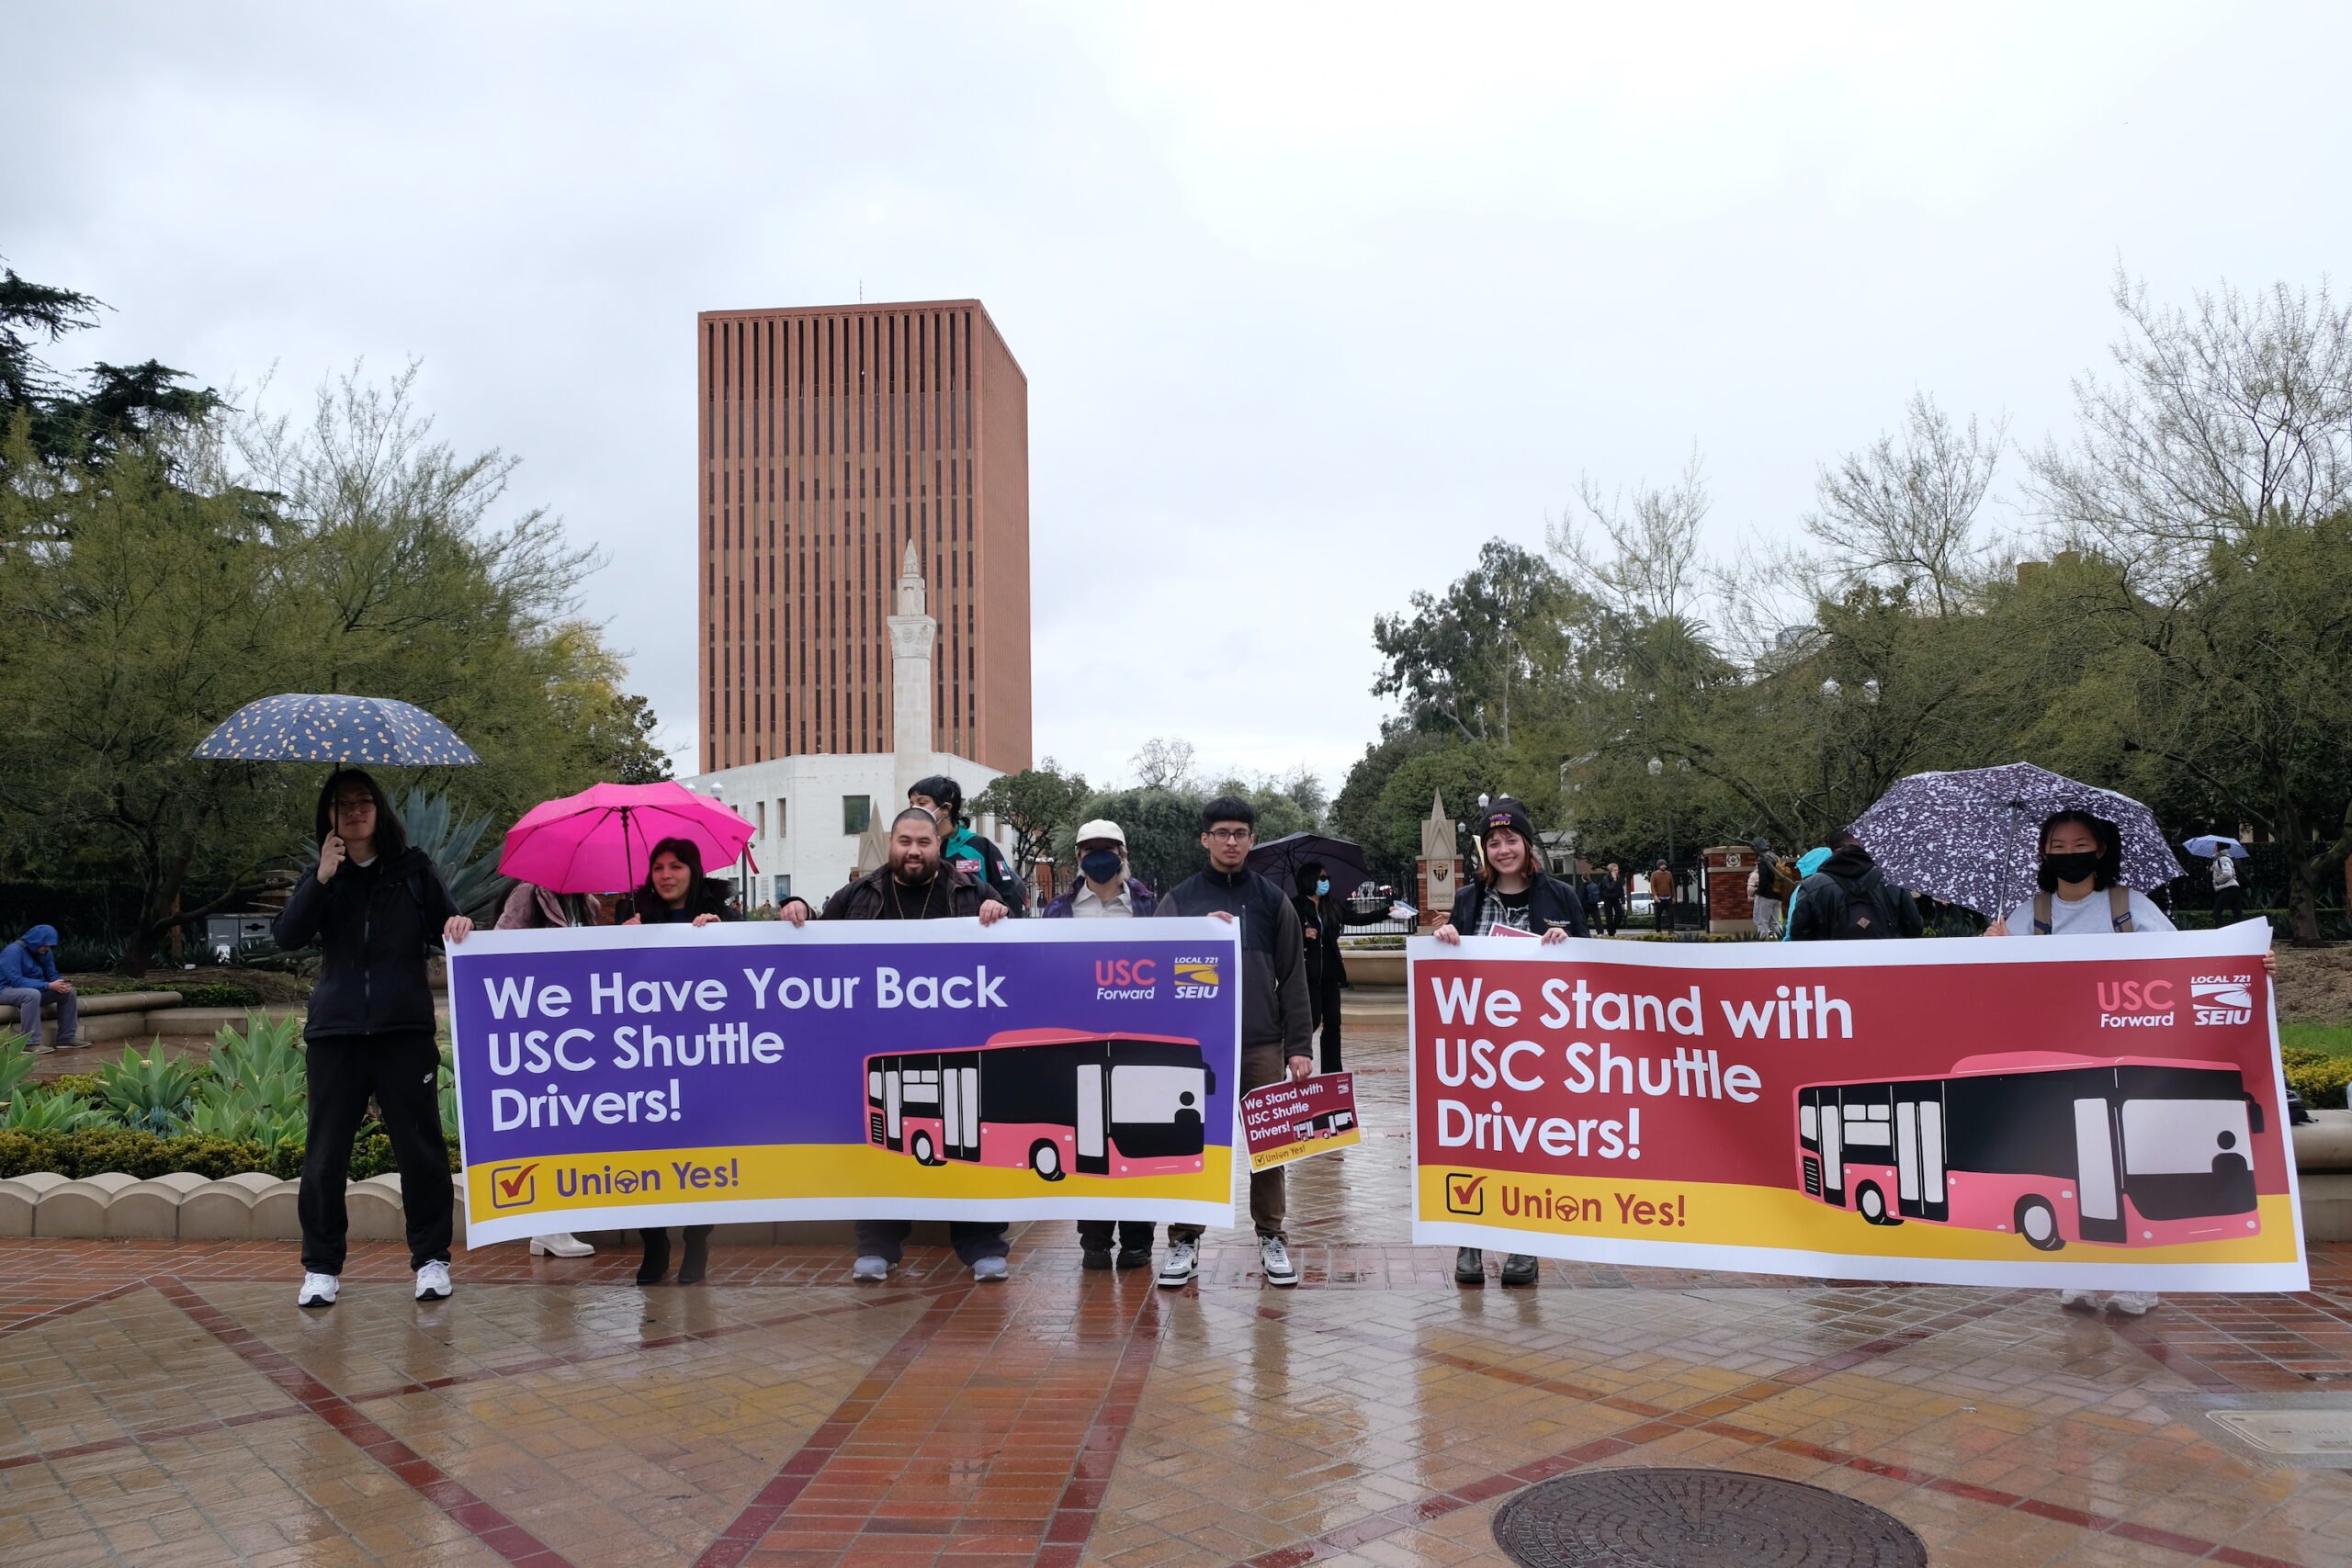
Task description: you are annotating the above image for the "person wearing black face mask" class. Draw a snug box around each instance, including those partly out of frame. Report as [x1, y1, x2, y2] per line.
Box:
[1984, 810, 2172, 938]
[1041, 819, 1161, 1271]
[1985, 809, 2170, 1314]
[1291, 861, 1402, 1075]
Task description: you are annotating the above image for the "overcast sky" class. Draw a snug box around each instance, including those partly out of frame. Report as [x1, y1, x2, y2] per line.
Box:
[12, 2, 2350, 794]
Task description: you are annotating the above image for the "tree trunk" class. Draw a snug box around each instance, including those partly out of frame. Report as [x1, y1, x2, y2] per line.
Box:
[121, 842, 198, 976]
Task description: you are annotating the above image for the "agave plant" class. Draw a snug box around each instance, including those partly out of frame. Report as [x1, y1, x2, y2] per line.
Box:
[0, 1089, 106, 1133]
[187, 1089, 305, 1146]
[209, 1014, 306, 1097]
[0, 1034, 34, 1108]
[96, 1043, 201, 1134]
[437, 1037, 459, 1144]
[395, 786, 511, 920]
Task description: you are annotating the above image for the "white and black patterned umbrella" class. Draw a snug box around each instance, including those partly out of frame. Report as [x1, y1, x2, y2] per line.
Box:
[1850, 762, 2185, 919]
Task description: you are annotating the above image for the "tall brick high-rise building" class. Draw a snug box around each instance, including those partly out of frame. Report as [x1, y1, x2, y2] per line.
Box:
[697, 299, 1032, 776]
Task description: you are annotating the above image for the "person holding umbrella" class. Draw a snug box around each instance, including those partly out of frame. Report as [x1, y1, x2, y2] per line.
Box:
[1290, 859, 1406, 1075]
[496, 882, 607, 1261]
[2190, 835, 2251, 923]
[277, 770, 473, 1310]
[620, 837, 736, 1283]
[1984, 809, 2168, 1315]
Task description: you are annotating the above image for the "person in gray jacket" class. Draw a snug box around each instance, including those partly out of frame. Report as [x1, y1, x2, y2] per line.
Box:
[1152, 795, 1315, 1289]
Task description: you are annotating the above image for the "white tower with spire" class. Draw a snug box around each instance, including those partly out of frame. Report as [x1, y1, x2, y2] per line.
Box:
[887, 541, 938, 810]
[687, 538, 1008, 901]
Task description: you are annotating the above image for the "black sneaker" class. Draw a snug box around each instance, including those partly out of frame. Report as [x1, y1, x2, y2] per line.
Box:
[1114, 1247, 1152, 1271]
[1081, 1247, 1114, 1270]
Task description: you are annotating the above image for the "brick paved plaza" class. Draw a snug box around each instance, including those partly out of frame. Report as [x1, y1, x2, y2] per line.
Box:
[6, 1017, 2350, 1568]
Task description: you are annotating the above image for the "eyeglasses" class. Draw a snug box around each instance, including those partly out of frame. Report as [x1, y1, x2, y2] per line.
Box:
[1204, 828, 1253, 842]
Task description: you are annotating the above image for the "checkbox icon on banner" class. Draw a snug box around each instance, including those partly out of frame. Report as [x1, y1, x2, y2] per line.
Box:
[1445, 1172, 1487, 1215]
[490, 1164, 537, 1209]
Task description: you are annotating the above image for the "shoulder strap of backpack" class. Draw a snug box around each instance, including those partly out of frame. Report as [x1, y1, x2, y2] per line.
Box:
[2108, 885, 2134, 932]
[2031, 891, 2053, 934]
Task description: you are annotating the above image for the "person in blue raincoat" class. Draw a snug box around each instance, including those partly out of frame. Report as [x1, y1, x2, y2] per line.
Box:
[1, 925, 83, 1052]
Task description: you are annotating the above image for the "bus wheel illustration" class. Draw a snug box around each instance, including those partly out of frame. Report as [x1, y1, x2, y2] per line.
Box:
[1030, 1140, 1066, 1181]
[910, 1131, 938, 1167]
[2015, 1195, 2064, 1251]
[1855, 1181, 1899, 1225]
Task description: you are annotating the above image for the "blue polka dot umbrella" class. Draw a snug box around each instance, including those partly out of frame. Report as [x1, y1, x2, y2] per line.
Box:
[189, 694, 481, 767]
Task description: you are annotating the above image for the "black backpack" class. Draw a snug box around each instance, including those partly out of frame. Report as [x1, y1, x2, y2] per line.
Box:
[1824, 867, 1900, 939]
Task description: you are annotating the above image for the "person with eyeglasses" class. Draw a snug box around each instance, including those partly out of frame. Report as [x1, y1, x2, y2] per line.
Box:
[1151, 796, 1315, 1289]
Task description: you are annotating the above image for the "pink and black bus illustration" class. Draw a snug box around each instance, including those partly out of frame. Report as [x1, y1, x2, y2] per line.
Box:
[865, 1028, 1216, 1181]
[1795, 1053, 2264, 1251]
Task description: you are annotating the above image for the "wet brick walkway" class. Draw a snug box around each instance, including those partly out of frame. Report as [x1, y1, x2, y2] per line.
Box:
[5, 1016, 2351, 1566]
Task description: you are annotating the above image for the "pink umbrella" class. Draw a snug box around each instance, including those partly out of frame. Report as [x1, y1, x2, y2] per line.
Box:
[497, 782, 756, 895]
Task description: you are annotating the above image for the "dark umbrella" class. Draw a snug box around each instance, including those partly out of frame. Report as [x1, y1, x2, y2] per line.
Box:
[191, 694, 481, 767]
[1849, 761, 2184, 919]
[1248, 832, 1372, 897]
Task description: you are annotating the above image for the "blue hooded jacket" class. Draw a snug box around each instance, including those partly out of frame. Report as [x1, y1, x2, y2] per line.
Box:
[0, 925, 62, 991]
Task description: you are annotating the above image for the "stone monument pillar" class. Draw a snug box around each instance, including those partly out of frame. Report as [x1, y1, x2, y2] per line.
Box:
[1416, 789, 1463, 931]
[887, 541, 938, 811]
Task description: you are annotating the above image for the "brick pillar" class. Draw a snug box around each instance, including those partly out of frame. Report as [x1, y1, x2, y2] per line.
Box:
[1702, 846, 1754, 935]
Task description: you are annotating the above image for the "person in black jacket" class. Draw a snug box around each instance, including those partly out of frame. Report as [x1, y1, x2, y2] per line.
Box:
[619, 838, 736, 1283]
[274, 770, 473, 1311]
[1430, 798, 1586, 1289]
[783, 808, 1013, 1280]
[1290, 861, 1395, 1075]
[1784, 828, 1924, 942]
[1153, 795, 1315, 1290]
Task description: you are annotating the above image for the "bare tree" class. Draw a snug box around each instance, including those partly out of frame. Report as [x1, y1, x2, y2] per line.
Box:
[1130, 737, 1198, 790]
[1549, 449, 1711, 626]
[2030, 270, 2352, 582]
[1807, 392, 2005, 615]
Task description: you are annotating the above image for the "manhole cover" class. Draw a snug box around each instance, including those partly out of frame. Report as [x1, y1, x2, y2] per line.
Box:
[2211, 1410, 2352, 1455]
[1492, 1467, 1928, 1567]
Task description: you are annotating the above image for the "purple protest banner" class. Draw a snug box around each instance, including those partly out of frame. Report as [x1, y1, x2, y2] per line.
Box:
[447, 919, 1243, 1245]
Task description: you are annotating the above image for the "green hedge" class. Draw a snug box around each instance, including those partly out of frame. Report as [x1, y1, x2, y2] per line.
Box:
[2283, 1048, 2352, 1111]
[175, 983, 264, 1009]
[0, 1127, 454, 1181]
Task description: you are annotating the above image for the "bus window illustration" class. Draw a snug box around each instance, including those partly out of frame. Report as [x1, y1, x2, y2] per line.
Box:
[1794, 1053, 2263, 1251]
[865, 1029, 1216, 1181]
[1331, 1110, 1356, 1134]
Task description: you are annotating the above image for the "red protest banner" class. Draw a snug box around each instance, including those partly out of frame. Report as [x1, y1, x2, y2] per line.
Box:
[1409, 922, 2302, 1291]
[1241, 1073, 1361, 1171]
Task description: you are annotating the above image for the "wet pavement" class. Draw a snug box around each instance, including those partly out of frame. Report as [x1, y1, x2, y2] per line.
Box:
[5, 1016, 2351, 1567]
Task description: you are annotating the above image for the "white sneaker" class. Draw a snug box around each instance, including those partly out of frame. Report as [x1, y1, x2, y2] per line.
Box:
[1259, 1235, 1299, 1287]
[298, 1272, 339, 1308]
[413, 1261, 452, 1302]
[971, 1255, 1010, 1282]
[529, 1233, 594, 1258]
[2106, 1291, 2160, 1316]
[2056, 1288, 2099, 1312]
[852, 1255, 891, 1282]
[1156, 1240, 1200, 1288]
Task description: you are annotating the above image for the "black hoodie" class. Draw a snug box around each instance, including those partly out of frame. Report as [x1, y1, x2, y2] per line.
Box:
[1156, 866, 1312, 1055]
[1786, 846, 1923, 942]
[273, 848, 460, 1039]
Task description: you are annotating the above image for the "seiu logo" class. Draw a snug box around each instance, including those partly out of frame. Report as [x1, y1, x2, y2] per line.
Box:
[2096, 979, 2174, 1029]
[2191, 978, 2254, 1027]
[1095, 959, 1157, 988]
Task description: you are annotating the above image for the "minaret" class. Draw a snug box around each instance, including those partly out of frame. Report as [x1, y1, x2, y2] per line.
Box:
[888, 541, 937, 810]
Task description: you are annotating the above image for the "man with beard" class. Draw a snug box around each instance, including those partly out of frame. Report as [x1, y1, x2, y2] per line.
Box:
[786, 808, 1011, 1280]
